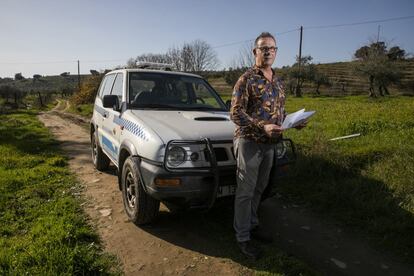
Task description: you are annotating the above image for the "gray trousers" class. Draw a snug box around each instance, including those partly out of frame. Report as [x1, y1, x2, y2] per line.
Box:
[233, 137, 275, 242]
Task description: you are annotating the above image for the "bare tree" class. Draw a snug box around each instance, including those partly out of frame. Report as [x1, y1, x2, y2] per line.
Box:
[187, 39, 219, 72]
[126, 58, 137, 68]
[166, 46, 183, 71]
[181, 43, 193, 72]
[231, 43, 254, 69]
[126, 39, 219, 72]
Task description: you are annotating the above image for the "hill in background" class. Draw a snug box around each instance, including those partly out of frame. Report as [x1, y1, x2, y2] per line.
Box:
[1, 59, 413, 98]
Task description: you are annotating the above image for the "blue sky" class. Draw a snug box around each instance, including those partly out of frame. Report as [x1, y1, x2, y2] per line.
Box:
[1, 0, 413, 78]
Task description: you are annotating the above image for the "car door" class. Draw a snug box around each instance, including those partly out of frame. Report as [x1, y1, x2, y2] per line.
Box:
[96, 73, 117, 163]
[103, 72, 124, 166]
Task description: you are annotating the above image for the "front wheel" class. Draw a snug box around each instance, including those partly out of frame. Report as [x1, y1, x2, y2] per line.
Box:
[121, 156, 160, 225]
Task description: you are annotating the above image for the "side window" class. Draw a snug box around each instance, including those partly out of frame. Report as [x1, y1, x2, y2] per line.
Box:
[97, 77, 107, 98]
[111, 73, 123, 102]
[101, 74, 116, 98]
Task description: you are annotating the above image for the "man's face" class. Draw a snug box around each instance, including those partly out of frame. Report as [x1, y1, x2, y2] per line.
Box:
[254, 37, 277, 68]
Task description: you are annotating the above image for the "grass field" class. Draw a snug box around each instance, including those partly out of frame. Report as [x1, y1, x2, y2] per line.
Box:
[0, 111, 119, 275]
[58, 94, 414, 268]
[279, 95, 414, 262]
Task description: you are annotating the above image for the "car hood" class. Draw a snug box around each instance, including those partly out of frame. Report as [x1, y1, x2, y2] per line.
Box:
[130, 110, 235, 143]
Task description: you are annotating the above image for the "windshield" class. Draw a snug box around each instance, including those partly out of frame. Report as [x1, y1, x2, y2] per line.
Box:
[128, 72, 227, 111]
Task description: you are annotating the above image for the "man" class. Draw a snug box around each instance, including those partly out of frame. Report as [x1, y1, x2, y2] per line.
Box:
[230, 32, 305, 260]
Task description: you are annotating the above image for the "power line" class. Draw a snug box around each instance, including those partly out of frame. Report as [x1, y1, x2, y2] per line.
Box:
[213, 15, 414, 49]
[212, 28, 299, 49]
[212, 39, 254, 49]
[306, 15, 414, 30]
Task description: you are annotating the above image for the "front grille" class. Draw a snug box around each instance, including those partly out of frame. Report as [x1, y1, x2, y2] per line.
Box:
[203, 172, 236, 187]
[204, 147, 229, 162]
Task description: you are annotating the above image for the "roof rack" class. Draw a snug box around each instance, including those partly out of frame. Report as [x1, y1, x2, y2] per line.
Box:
[136, 62, 174, 71]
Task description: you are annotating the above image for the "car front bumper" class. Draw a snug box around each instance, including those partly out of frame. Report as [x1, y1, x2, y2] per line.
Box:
[139, 158, 236, 208]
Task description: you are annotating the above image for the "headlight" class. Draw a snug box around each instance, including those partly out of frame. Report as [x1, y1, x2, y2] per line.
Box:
[167, 146, 187, 167]
[275, 142, 287, 159]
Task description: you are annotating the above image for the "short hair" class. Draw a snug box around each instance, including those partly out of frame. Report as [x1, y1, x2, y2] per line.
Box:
[254, 32, 276, 47]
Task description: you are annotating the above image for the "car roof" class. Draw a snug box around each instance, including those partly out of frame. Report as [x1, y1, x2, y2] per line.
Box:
[105, 68, 203, 79]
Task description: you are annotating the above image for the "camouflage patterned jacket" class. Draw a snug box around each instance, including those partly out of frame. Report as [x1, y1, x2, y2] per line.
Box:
[230, 65, 286, 143]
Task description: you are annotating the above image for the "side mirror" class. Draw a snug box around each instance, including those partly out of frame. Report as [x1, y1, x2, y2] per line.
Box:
[225, 100, 231, 111]
[103, 95, 120, 111]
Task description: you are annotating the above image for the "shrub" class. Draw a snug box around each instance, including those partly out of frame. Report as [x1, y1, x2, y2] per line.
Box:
[70, 75, 103, 105]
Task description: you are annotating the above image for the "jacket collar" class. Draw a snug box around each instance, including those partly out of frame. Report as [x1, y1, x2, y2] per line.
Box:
[252, 65, 277, 82]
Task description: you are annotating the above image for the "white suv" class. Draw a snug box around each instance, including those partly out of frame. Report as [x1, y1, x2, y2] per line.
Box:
[90, 66, 294, 225]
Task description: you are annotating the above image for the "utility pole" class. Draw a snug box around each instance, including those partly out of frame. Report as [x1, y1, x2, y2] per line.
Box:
[295, 26, 303, 97]
[377, 25, 381, 42]
[77, 60, 81, 91]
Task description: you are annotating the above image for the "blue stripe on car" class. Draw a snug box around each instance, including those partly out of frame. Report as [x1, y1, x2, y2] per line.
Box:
[113, 116, 148, 141]
[101, 134, 117, 159]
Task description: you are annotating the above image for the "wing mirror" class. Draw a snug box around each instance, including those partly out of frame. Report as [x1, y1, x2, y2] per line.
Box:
[103, 95, 120, 112]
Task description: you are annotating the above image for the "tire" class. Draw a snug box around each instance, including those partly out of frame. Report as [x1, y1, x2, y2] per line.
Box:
[121, 156, 160, 225]
[91, 130, 110, 171]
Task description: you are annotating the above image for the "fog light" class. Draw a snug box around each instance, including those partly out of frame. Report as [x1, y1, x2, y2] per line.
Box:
[154, 178, 181, 187]
[190, 152, 199, 162]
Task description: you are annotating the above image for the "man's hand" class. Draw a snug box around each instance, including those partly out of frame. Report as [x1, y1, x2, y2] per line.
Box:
[263, 124, 283, 137]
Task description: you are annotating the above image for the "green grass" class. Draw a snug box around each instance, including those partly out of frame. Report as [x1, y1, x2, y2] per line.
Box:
[0, 110, 120, 275]
[278, 95, 414, 262]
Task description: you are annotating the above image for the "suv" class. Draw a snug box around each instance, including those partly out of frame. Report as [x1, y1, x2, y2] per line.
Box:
[90, 65, 295, 225]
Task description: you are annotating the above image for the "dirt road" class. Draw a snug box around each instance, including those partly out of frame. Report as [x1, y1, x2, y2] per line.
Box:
[38, 106, 414, 276]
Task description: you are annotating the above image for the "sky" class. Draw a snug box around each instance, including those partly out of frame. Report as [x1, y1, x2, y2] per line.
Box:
[1, 0, 413, 78]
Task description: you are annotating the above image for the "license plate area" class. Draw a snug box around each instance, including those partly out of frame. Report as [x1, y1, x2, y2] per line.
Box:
[217, 185, 236, 198]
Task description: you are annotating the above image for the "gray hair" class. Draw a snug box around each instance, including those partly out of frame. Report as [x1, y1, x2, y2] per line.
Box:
[254, 32, 276, 47]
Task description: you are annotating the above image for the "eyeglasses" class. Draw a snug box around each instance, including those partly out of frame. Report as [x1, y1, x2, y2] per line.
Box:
[256, 46, 278, 53]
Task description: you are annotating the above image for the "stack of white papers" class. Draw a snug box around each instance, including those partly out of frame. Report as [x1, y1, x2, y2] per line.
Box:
[281, 108, 315, 130]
